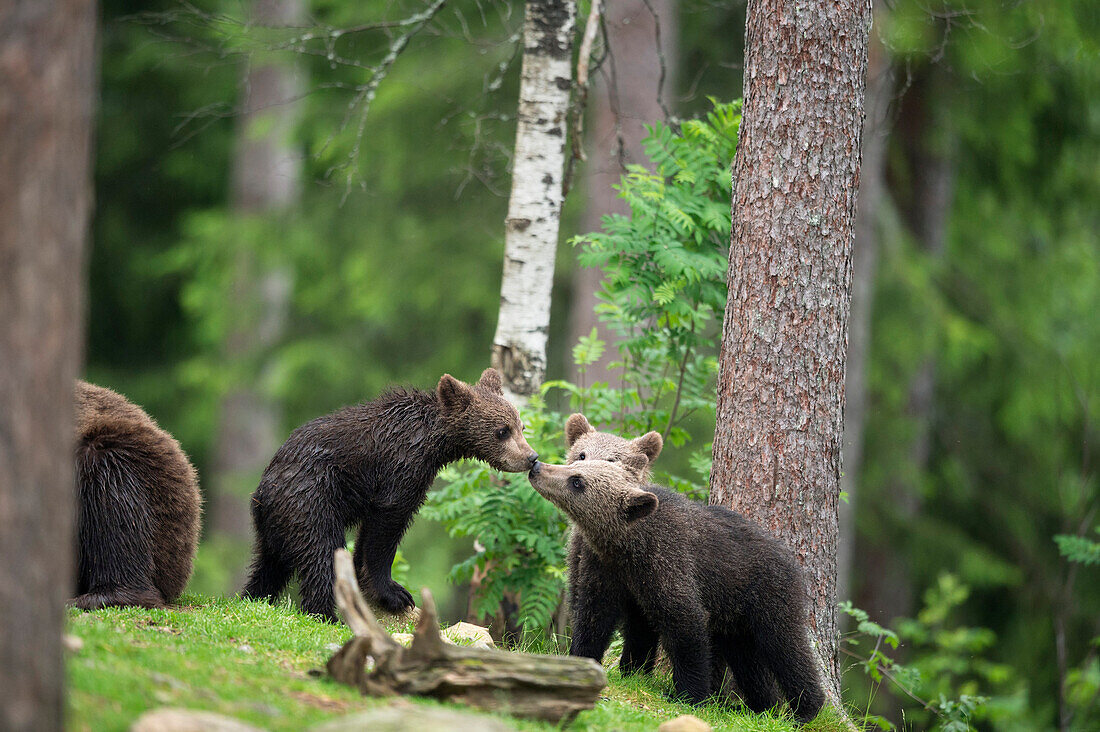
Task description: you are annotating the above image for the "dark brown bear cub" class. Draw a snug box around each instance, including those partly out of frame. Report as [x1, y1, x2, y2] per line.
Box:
[243, 368, 537, 621]
[528, 458, 824, 723]
[74, 381, 202, 610]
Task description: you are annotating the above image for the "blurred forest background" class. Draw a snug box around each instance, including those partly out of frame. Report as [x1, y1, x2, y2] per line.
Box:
[87, 0, 1097, 727]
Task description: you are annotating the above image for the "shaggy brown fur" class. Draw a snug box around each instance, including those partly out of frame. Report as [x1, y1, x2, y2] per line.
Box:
[73, 381, 202, 610]
[565, 416, 738, 698]
[530, 455, 824, 723]
[242, 368, 537, 621]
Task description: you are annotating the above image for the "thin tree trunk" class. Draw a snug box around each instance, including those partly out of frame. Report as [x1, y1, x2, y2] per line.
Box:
[856, 67, 955, 626]
[569, 0, 677, 385]
[837, 2, 893, 609]
[710, 0, 871, 704]
[492, 0, 577, 403]
[0, 0, 96, 728]
[209, 0, 303, 557]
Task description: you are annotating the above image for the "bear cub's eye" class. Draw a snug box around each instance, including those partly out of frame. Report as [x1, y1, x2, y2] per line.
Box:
[495, 426, 511, 440]
[577, 452, 586, 460]
[569, 476, 585, 491]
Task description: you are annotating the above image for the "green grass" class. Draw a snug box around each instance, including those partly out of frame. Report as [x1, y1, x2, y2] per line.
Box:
[66, 595, 848, 731]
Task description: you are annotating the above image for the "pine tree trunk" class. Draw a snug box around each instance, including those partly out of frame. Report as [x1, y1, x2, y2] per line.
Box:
[492, 0, 576, 402]
[710, 0, 871, 701]
[0, 0, 96, 727]
[209, 0, 303, 559]
[569, 0, 676, 385]
[837, 2, 893, 608]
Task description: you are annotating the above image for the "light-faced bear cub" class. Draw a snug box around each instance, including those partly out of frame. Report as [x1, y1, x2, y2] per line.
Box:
[243, 368, 538, 621]
[529, 453, 824, 722]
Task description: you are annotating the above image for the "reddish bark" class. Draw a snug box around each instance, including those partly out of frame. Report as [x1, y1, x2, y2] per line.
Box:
[0, 0, 96, 728]
[710, 0, 872, 698]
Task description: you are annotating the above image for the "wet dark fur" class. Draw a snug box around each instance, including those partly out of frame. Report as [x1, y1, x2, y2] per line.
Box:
[73, 381, 202, 610]
[242, 369, 536, 621]
[533, 457, 824, 722]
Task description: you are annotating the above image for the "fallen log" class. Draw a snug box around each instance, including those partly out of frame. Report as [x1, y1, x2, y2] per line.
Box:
[325, 549, 607, 724]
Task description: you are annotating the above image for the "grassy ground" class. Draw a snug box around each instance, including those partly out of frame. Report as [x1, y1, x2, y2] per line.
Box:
[66, 595, 848, 731]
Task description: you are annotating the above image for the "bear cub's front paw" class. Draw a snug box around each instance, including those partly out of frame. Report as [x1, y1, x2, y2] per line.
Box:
[375, 579, 415, 613]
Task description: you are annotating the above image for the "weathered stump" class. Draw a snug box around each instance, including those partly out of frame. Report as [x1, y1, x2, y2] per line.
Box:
[325, 549, 606, 723]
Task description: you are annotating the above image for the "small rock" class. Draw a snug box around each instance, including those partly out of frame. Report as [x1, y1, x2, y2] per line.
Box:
[62, 634, 84, 653]
[130, 708, 265, 732]
[308, 705, 513, 732]
[237, 644, 254, 654]
[390, 632, 414, 646]
[658, 714, 712, 732]
[441, 622, 495, 649]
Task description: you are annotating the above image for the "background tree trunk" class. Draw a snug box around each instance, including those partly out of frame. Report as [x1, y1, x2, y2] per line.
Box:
[568, 0, 677, 385]
[856, 65, 955, 625]
[209, 0, 304, 567]
[837, 1, 893, 609]
[0, 0, 96, 728]
[491, 0, 576, 403]
[709, 0, 871, 702]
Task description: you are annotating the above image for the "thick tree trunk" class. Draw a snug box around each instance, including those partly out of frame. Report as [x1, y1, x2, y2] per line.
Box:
[710, 0, 871, 704]
[0, 0, 96, 728]
[568, 0, 677, 385]
[209, 0, 303, 555]
[492, 0, 576, 403]
[837, 2, 893, 608]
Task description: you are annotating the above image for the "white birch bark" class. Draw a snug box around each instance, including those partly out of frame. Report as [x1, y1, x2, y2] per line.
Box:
[492, 0, 577, 403]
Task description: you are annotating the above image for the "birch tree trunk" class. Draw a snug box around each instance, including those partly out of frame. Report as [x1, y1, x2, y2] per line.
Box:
[837, 1, 893, 607]
[209, 0, 303, 560]
[568, 0, 677, 385]
[710, 0, 871, 702]
[0, 0, 96, 727]
[492, 0, 577, 402]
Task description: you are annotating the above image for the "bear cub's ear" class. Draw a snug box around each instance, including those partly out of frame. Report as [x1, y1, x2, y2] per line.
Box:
[565, 413, 595, 447]
[438, 374, 474, 413]
[477, 368, 503, 395]
[621, 452, 649, 474]
[623, 490, 659, 523]
[631, 431, 663, 463]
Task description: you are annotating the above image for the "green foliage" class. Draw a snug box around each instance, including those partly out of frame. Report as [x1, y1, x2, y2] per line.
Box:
[422, 395, 570, 635]
[569, 100, 738, 448]
[1055, 528, 1100, 567]
[425, 102, 740, 636]
[842, 575, 1023, 731]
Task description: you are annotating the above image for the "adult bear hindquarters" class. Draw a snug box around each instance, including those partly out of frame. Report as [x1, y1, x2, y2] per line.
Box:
[528, 458, 825, 723]
[243, 368, 537, 621]
[73, 381, 202, 610]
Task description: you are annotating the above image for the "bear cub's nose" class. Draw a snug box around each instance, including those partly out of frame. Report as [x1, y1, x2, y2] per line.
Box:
[527, 452, 539, 468]
[529, 460, 541, 477]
